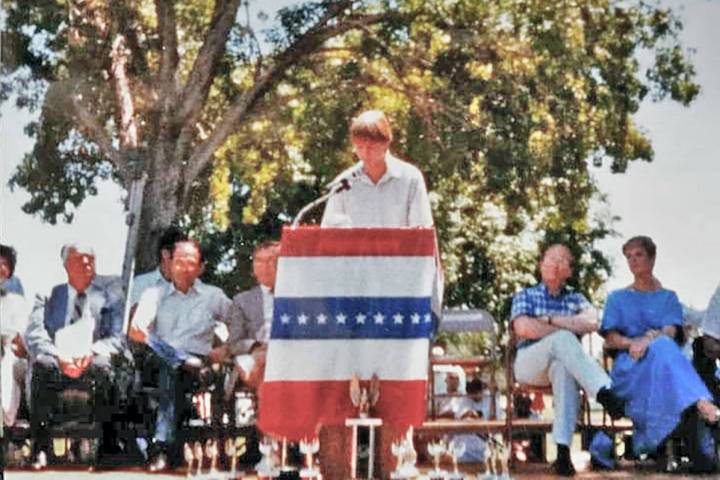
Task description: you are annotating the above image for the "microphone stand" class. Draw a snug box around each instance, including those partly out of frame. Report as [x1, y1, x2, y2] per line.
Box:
[292, 179, 350, 227]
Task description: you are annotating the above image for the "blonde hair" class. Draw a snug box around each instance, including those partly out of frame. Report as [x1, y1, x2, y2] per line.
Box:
[350, 110, 393, 143]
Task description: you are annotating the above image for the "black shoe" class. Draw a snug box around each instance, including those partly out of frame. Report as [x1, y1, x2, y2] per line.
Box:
[597, 387, 625, 420]
[552, 456, 577, 476]
[553, 444, 576, 476]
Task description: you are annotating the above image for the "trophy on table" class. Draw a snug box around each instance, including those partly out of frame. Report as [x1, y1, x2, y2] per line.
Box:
[205, 438, 220, 477]
[390, 427, 420, 479]
[256, 437, 281, 479]
[184, 442, 196, 478]
[426, 439, 448, 479]
[299, 438, 321, 479]
[346, 373, 382, 479]
[447, 439, 466, 480]
[495, 437, 511, 480]
[350, 373, 380, 418]
[224, 437, 246, 479]
[191, 441, 204, 476]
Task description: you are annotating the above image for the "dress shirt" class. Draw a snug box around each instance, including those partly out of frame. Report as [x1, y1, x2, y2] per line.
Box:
[25, 281, 124, 361]
[321, 153, 433, 228]
[129, 268, 170, 306]
[141, 279, 232, 356]
[258, 284, 274, 343]
[0, 292, 29, 337]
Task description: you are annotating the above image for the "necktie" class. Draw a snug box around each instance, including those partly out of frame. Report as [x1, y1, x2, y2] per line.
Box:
[71, 292, 87, 324]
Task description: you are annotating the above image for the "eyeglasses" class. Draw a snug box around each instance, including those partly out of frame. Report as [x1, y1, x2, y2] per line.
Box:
[543, 256, 571, 267]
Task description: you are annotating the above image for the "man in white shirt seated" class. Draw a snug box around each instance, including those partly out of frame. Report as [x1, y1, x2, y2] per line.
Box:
[129, 239, 234, 472]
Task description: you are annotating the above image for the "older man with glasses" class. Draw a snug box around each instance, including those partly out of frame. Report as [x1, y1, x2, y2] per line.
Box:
[511, 243, 623, 476]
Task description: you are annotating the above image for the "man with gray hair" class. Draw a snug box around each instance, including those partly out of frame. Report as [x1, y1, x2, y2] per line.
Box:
[511, 243, 623, 476]
[25, 243, 127, 470]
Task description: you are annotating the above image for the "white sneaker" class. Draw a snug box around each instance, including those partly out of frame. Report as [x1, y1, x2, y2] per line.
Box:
[32, 450, 48, 470]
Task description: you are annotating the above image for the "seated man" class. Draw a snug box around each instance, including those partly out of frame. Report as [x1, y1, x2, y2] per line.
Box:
[1, 244, 30, 428]
[225, 240, 280, 395]
[130, 239, 234, 471]
[129, 226, 188, 308]
[24, 243, 127, 469]
[511, 243, 623, 476]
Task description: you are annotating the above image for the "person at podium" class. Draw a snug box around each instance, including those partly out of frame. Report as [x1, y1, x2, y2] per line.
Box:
[321, 109, 433, 228]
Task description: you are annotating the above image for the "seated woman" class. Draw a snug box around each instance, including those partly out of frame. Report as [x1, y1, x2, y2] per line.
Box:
[601, 235, 719, 472]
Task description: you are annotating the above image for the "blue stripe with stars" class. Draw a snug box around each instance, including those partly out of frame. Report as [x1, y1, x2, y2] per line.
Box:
[271, 297, 434, 339]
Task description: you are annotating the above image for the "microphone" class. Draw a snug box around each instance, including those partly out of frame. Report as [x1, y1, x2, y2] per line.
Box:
[324, 164, 364, 192]
[292, 164, 364, 227]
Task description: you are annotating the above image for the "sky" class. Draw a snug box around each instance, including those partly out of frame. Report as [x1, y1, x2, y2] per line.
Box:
[1, 0, 718, 309]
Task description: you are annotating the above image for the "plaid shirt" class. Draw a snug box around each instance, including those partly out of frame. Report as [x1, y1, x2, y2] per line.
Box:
[511, 283, 591, 349]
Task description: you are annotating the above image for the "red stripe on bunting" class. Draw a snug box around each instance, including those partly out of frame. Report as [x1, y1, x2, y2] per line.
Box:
[257, 379, 427, 441]
[279, 226, 436, 257]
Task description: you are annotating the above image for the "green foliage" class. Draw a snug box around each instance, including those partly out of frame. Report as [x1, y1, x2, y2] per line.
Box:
[2, 0, 700, 349]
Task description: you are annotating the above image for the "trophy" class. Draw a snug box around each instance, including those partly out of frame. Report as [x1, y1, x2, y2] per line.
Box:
[224, 438, 238, 479]
[205, 438, 220, 477]
[496, 438, 511, 480]
[481, 438, 496, 480]
[194, 441, 205, 476]
[447, 440, 466, 480]
[350, 373, 380, 418]
[299, 438, 320, 479]
[426, 440, 447, 479]
[184, 442, 196, 478]
[256, 437, 280, 479]
[390, 428, 420, 479]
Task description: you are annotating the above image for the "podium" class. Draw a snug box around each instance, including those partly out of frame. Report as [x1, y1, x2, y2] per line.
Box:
[258, 227, 441, 478]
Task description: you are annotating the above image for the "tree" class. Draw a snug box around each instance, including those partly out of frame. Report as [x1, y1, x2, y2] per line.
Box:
[2, 0, 405, 270]
[3, 1, 699, 338]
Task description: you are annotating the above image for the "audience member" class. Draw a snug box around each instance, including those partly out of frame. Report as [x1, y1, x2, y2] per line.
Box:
[1, 244, 29, 427]
[602, 236, 719, 473]
[225, 240, 281, 395]
[25, 243, 127, 469]
[129, 226, 188, 307]
[436, 373, 488, 463]
[0, 244, 24, 296]
[511, 243, 623, 476]
[129, 239, 234, 471]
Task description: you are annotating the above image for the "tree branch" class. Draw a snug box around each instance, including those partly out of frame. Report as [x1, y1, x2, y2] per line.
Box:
[71, 95, 129, 182]
[154, 0, 180, 143]
[110, 35, 139, 150]
[175, 0, 243, 125]
[181, 8, 408, 200]
[172, 0, 243, 169]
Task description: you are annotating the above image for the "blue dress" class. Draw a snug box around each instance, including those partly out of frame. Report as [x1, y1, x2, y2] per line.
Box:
[601, 287, 712, 454]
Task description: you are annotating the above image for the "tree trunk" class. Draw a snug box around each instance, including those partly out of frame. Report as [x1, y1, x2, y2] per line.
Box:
[134, 173, 182, 273]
